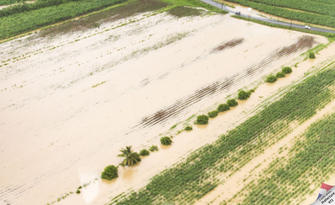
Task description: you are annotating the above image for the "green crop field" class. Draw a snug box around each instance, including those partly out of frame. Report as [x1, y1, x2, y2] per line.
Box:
[0, 0, 224, 41]
[224, 0, 335, 28]
[111, 63, 335, 204]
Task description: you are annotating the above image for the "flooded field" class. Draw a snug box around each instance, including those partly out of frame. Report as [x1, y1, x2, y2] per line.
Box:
[0, 8, 328, 205]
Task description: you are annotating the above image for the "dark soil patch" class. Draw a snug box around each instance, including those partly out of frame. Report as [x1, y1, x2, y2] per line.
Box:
[276, 35, 315, 57]
[213, 38, 244, 52]
[39, 0, 168, 37]
[168, 6, 202, 17]
[137, 36, 316, 127]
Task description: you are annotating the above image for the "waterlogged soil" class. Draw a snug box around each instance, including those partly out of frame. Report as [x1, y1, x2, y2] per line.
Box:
[0, 10, 327, 205]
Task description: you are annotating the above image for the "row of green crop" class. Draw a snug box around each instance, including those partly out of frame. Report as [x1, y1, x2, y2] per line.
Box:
[111, 67, 335, 204]
[225, 0, 335, 28]
[0, 0, 126, 40]
[239, 112, 335, 205]
[0, 0, 88, 17]
[239, 0, 335, 17]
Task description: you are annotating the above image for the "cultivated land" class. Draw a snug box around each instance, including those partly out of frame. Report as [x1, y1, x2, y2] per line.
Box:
[222, 0, 335, 28]
[1, 1, 335, 205]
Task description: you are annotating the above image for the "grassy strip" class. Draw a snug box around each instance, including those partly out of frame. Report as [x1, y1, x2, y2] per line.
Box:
[111, 66, 335, 204]
[232, 15, 335, 40]
[0, 0, 127, 40]
[240, 112, 335, 204]
[225, 0, 335, 28]
[0, 0, 226, 41]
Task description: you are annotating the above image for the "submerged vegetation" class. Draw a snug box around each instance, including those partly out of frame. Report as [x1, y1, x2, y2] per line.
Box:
[111, 66, 335, 204]
[160, 136, 172, 145]
[118, 146, 141, 167]
[101, 165, 118, 180]
[195, 115, 209, 125]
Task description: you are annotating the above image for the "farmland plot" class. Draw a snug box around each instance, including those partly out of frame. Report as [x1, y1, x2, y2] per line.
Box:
[0, 6, 330, 205]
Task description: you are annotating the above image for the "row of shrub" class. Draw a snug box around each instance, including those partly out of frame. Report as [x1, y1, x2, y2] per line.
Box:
[195, 90, 253, 125]
[101, 137, 173, 181]
[265, 66, 292, 83]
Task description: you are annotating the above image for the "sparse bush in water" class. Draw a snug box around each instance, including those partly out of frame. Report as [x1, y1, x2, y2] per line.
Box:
[309, 52, 316, 59]
[101, 165, 118, 180]
[160, 136, 172, 145]
[149, 145, 158, 152]
[238, 90, 251, 100]
[139, 149, 150, 156]
[227, 99, 238, 107]
[208, 110, 219, 118]
[185, 126, 193, 131]
[195, 115, 209, 124]
[118, 146, 141, 167]
[218, 104, 230, 112]
[276, 72, 285, 78]
[282, 66, 292, 74]
[266, 75, 277, 83]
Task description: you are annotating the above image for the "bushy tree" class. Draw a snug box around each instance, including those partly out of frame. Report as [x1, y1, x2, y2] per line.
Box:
[118, 146, 141, 166]
[139, 149, 150, 156]
[227, 99, 238, 107]
[208, 110, 218, 118]
[266, 75, 277, 83]
[149, 145, 158, 152]
[160, 136, 172, 145]
[282, 66, 292, 74]
[309, 52, 316, 59]
[196, 115, 209, 124]
[101, 165, 118, 180]
[276, 72, 285, 78]
[185, 126, 193, 131]
[238, 90, 250, 100]
[217, 104, 230, 112]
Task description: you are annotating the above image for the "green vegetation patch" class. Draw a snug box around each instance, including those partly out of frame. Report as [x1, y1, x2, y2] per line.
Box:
[160, 136, 172, 145]
[241, 113, 335, 204]
[226, 0, 335, 28]
[101, 165, 118, 180]
[167, 6, 201, 17]
[195, 115, 209, 125]
[111, 61, 335, 205]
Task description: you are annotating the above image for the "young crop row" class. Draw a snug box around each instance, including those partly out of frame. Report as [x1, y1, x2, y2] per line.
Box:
[225, 0, 335, 28]
[238, 112, 335, 205]
[111, 67, 335, 204]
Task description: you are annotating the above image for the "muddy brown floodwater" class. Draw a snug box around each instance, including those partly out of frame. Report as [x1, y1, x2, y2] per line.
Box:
[0, 9, 327, 205]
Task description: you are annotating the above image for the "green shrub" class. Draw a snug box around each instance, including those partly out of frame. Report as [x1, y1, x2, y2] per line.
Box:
[309, 52, 316, 59]
[238, 90, 251, 100]
[76, 189, 81, 194]
[276, 72, 285, 78]
[118, 146, 141, 167]
[227, 99, 238, 107]
[282, 66, 292, 74]
[160, 136, 172, 145]
[101, 165, 118, 180]
[195, 115, 209, 124]
[266, 75, 277, 83]
[208, 110, 219, 118]
[185, 126, 193, 131]
[149, 145, 158, 152]
[217, 104, 230, 112]
[139, 149, 150, 156]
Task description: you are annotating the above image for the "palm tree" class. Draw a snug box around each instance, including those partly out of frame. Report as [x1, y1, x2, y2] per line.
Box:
[118, 146, 141, 167]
